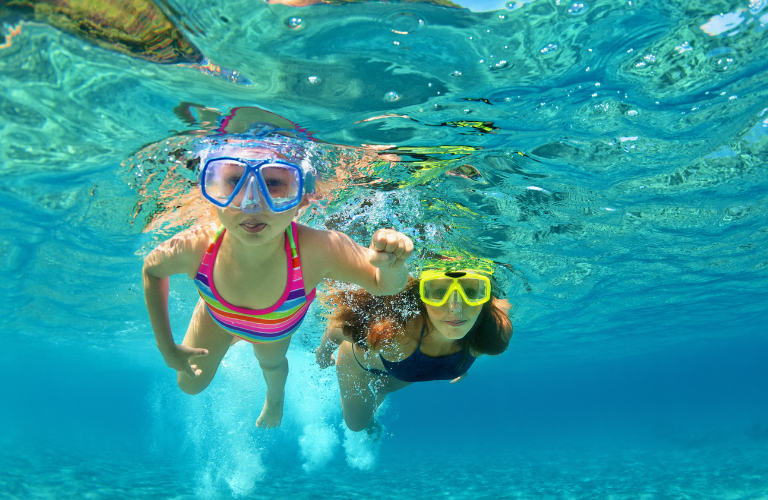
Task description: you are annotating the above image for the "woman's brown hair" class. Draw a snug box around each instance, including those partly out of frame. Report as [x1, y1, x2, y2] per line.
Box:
[324, 276, 512, 356]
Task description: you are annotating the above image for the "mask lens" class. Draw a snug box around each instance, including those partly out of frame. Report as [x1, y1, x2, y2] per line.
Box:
[204, 159, 246, 203]
[423, 278, 453, 302]
[458, 278, 488, 302]
[260, 164, 301, 209]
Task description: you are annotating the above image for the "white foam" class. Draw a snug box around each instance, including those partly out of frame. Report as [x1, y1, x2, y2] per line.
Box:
[342, 425, 382, 471]
[283, 336, 343, 472]
[149, 342, 267, 497]
[299, 423, 340, 472]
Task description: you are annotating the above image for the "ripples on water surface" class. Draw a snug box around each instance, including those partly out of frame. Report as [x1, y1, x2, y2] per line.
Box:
[1, 0, 767, 497]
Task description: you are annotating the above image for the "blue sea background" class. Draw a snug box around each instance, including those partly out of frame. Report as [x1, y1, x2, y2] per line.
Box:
[1, 0, 767, 498]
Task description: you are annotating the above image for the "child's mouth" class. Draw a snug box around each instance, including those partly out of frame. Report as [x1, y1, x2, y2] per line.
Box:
[240, 221, 266, 234]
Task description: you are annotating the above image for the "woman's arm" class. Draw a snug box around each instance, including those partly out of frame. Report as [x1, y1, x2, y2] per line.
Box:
[315, 326, 349, 369]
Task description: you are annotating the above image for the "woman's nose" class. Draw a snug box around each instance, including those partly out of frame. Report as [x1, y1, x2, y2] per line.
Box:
[448, 291, 462, 312]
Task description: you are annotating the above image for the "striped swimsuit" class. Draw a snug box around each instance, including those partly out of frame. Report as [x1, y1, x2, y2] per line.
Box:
[193, 222, 316, 343]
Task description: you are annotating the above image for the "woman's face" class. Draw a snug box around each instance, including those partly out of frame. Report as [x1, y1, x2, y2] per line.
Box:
[424, 291, 483, 340]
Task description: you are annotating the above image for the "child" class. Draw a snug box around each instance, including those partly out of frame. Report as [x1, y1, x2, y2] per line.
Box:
[143, 133, 413, 429]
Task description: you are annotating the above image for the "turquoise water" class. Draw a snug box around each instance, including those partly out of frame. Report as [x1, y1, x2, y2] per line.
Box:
[1, 0, 768, 497]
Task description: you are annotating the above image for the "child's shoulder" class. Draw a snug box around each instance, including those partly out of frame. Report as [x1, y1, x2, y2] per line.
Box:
[145, 223, 219, 278]
[158, 222, 218, 256]
[295, 223, 352, 248]
[295, 223, 334, 251]
[176, 222, 218, 243]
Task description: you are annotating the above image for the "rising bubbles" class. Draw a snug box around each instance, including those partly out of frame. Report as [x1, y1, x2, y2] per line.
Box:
[567, 2, 589, 16]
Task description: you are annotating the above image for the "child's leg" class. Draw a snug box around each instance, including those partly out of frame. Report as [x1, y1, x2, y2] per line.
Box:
[335, 341, 408, 432]
[177, 299, 234, 395]
[251, 336, 292, 429]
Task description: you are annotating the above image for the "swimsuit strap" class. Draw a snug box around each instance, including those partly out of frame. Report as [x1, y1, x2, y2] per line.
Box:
[287, 220, 299, 260]
[416, 321, 427, 346]
[352, 344, 389, 377]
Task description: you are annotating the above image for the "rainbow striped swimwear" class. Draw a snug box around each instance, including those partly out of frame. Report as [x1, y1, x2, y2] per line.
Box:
[193, 221, 316, 343]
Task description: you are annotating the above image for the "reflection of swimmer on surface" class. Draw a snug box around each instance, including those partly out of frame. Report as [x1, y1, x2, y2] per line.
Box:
[265, 0, 463, 7]
[316, 268, 512, 432]
[0, 0, 202, 63]
[142, 131, 413, 430]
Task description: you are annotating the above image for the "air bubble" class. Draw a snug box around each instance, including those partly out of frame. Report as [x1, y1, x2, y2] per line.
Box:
[387, 11, 426, 35]
[307, 76, 321, 85]
[540, 43, 559, 56]
[490, 60, 509, 71]
[711, 56, 736, 72]
[287, 17, 303, 29]
[384, 91, 400, 102]
[567, 2, 588, 15]
[451, 70, 463, 77]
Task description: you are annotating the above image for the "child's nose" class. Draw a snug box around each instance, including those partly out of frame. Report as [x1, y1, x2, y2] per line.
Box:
[239, 175, 264, 213]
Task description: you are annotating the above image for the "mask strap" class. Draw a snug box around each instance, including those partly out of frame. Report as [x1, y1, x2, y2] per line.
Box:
[301, 157, 316, 195]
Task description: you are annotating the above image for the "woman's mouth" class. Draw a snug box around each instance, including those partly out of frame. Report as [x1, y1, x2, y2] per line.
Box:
[445, 319, 467, 327]
[240, 221, 266, 234]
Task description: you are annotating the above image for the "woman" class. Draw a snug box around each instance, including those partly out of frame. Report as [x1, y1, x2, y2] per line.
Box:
[316, 269, 512, 432]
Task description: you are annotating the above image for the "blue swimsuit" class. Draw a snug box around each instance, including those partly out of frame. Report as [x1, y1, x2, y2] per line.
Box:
[353, 324, 476, 383]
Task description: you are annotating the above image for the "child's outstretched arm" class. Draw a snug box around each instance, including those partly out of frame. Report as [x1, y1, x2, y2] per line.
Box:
[366, 228, 413, 294]
[142, 227, 211, 378]
[300, 226, 413, 295]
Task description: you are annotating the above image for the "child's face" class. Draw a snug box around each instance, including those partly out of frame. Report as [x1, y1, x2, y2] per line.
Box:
[216, 202, 299, 246]
[212, 146, 302, 245]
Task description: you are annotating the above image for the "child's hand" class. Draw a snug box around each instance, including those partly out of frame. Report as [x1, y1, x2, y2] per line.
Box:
[368, 229, 413, 268]
[162, 344, 209, 379]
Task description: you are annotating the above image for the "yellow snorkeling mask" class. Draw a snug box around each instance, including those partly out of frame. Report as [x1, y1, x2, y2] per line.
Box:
[419, 270, 492, 307]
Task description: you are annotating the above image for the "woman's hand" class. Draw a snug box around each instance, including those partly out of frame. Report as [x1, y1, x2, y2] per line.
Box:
[368, 228, 413, 268]
[161, 343, 209, 378]
[450, 372, 468, 384]
[315, 346, 336, 369]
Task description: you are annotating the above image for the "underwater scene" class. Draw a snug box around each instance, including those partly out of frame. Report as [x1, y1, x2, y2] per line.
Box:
[1, 0, 767, 498]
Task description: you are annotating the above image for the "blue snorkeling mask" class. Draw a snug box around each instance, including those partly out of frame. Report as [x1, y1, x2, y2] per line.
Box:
[200, 156, 315, 213]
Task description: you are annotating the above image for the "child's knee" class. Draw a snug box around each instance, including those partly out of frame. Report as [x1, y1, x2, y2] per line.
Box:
[257, 355, 288, 372]
[177, 372, 210, 395]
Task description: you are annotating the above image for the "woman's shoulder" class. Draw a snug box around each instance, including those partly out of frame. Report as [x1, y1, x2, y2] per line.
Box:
[370, 315, 422, 360]
[400, 315, 425, 346]
[468, 347, 483, 358]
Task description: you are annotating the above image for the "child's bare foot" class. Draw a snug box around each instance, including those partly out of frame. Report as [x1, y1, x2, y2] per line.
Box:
[255, 394, 284, 429]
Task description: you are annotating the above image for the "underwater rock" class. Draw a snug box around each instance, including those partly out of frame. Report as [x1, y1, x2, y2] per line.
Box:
[1, 0, 202, 63]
